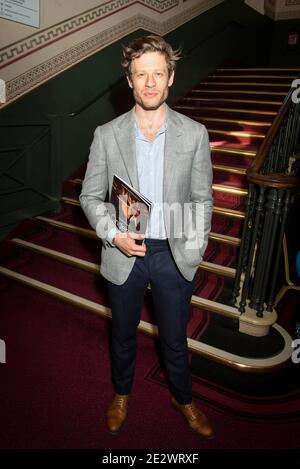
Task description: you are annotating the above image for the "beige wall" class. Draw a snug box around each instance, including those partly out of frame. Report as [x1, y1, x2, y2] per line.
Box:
[0, 0, 224, 108]
[265, 0, 300, 19]
[245, 0, 300, 19]
[245, 0, 265, 14]
[0, 0, 102, 48]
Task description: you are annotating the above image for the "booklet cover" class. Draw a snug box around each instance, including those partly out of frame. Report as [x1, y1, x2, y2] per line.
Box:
[110, 174, 152, 237]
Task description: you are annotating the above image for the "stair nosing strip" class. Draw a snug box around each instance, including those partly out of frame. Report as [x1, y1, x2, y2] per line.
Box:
[191, 89, 286, 96]
[173, 105, 277, 115]
[208, 129, 265, 138]
[0, 265, 291, 372]
[62, 196, 246, 219]
[35, 216, 98, 239]
[35, 216, 241, 246]
[11, 238, 99, 272]
[199, 261, 236, 278]
[209, 74, 296, 79]
[212, 184, 248, 196]
[216, 67, 300, 71]
[66, 179, 250, 198]
[10, 238, 236, 282]
[209, 232, 241, 246]
[213, 206, 245, 219]
[211, 147, 256, 157]
[184, 97, 282, 106]
[212, 164, 247, 175]
[191, 116, 272, 126]
[199, 81, 291, 87]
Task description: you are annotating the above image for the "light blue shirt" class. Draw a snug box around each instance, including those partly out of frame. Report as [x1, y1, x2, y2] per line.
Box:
[107, 115, 167, 244]
[135, 119, 167, 239]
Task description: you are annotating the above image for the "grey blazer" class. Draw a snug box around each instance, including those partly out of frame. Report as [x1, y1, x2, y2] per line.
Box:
[80, 105, 213, 285]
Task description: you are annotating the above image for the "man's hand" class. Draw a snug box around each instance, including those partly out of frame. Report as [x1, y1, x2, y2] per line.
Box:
[113, 232, 146, 257]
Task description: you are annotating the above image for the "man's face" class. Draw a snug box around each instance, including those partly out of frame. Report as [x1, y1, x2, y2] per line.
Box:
[127, 51, 174, 111]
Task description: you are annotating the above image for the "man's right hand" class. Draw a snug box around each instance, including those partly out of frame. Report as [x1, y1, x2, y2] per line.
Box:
[113, 232, 146, 257]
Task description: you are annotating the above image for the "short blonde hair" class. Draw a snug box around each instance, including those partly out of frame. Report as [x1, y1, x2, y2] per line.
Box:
[121, 35, 181, 77]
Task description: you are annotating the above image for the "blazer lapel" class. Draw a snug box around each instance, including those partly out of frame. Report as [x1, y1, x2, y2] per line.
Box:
[164, 105, 183, 201]
[113, 108, 140, 191]
[112, 105, 182, 197]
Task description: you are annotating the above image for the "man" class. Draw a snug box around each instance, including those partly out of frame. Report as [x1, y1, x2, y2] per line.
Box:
[80, 35, 214, 438]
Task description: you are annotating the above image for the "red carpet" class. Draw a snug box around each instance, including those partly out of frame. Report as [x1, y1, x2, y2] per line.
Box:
[1, 277, 300, 449]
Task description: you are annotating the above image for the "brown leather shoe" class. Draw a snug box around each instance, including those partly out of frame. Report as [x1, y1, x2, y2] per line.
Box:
[171, 396, 214, 439]
[106, 393, 129, 434]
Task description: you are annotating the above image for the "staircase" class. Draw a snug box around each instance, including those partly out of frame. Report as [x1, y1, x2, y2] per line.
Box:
[1, 66, 300, 372]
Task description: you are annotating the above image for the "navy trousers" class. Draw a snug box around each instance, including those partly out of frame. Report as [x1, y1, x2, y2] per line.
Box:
[107, 239, 196, 404]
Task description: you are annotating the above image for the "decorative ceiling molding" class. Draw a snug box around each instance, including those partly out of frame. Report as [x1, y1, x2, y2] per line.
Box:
[265, 8, 300, 19]
[286, 0, 300, 5]
[0, 0, 223, 107]
[265, 0, 300, 19]
[0, 0, 179, 69]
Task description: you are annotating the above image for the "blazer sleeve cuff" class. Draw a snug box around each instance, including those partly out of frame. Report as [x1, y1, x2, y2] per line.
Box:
[106, 226, 119, 247]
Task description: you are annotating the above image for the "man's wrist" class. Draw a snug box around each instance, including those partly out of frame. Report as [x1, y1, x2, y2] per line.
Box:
[106, 227, 119, 247]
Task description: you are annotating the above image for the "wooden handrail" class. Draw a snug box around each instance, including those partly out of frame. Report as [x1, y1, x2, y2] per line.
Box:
[247, 171, 298, 189]
[247, 78, 299, 177]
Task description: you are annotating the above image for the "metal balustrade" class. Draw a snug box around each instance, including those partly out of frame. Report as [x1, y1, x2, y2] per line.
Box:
[232, 82, 300, 317]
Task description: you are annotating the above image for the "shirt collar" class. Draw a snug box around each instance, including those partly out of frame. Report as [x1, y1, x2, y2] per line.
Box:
[134, 110, 168, 141]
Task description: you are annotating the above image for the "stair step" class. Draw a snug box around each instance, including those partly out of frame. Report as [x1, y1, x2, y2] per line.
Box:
[191, 115, 272, 126]
[216, 67, 300, 72]
[61, 196, 80, 206]
[209, 74, 296, 80]
[10, 238, 100, 273]
[0, 265, 289, 371]
[35, 216, 97, 239]
[174, 104, 277, 116]
[212, 184, 248, 196]
[208, 231, 240, 246]
[11, 238, 237, 279]
[212, 164, 247, 175]
[208, 128, 265, 138]
[69, 161, 248, 185]
[211, 147, 256, 157]
[184, 97, 282, 106]
[191, 89, 286, 96]
[35, 216, 241, 247]
[213, 206, 245, 219]
[199, 81, 291, 87]
[67, 177, 250, 193]
[200, 260, 236, 278]
[69, 178, 83, 185]
[61, 196, 245, 220]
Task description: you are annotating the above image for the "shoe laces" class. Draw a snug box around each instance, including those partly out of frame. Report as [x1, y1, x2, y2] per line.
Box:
[114, 395, 128, 409]
[185, 402, 202, 421]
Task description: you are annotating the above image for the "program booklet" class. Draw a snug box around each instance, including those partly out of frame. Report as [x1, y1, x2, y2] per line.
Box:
[110, 174, 152, 238]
